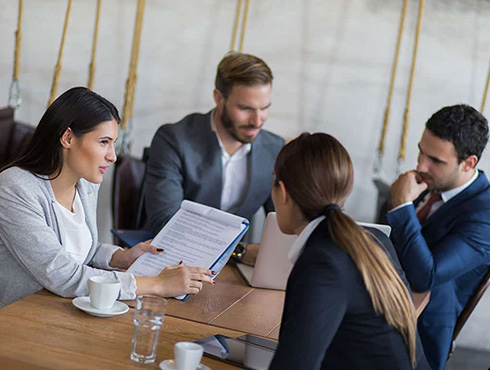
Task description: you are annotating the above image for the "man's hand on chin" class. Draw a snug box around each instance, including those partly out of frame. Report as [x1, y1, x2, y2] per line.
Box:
[391, 170, 428, 208]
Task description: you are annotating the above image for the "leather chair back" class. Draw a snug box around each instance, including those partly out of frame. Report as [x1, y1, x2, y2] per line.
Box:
[449, 267, 490, 358]
[0, 108, 15, 166]
[111, 149, 149, 231]
[0, 107, 35, 169]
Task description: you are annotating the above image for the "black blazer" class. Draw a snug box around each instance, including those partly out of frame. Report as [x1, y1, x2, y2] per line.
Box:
[269, 221, 430, 370]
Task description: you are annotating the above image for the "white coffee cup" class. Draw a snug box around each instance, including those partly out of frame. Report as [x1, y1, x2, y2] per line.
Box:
[88, 276, 121, 310]
[174, 342, 203, 370]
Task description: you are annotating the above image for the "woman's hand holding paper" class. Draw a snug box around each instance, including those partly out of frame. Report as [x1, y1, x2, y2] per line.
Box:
[109, 239, 162, 269]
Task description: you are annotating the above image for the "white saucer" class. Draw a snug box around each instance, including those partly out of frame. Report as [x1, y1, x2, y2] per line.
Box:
[72, 296, 129, 317]
[159, 359, 211, 370]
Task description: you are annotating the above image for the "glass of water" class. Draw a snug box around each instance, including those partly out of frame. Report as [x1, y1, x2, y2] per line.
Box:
[130, 295, 168, 363]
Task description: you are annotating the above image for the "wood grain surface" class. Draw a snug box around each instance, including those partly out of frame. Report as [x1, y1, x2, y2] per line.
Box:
[0, 290, 244, 370]
[164, 265, 285, 340]
[165, 265, 254, 322]
[0, 266, 428, 369]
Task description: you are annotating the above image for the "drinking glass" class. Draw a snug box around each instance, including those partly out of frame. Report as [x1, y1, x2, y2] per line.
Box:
[130, 295, 168, 363]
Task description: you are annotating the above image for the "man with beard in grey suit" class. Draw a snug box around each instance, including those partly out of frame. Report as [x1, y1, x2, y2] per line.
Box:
[146, 52, 285, 264]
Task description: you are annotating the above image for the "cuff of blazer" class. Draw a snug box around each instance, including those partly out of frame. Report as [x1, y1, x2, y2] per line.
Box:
[91, 243, 124, 270]
[90, 244, 137, 300]
[115, 271, 137, 300]
[389, 201, 413, 213]
[386, 203, 422, 246]
[386, 202, 418, 225]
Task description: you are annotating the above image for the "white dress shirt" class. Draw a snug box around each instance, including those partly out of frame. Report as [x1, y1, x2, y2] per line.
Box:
[210, 113, 251, 214]
[288, 216, 326, 264]
[54, 190, 93, 264]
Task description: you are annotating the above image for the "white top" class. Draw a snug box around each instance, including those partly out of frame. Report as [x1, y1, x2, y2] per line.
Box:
[54, 190, 93, 264]
[210, 113, 252, 214]
[0, 167, 136, 307]
[391, 169, 479, 218]
[288, 216, 326, 264]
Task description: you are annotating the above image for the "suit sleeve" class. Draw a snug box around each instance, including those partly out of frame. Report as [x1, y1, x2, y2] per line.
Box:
[268, 255, 347, 370]
[145, 126, 184, 235]
[386, 204, 490, 292]
[262, 136, 285, 215]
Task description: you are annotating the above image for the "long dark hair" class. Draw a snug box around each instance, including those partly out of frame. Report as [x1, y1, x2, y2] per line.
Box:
[274, 133, 416, 366]
[3, 87, 120, 178]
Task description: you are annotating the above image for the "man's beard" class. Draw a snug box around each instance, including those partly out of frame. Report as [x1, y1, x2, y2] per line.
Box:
[417, 167, 460, 192]
[221, 105, 259, 144]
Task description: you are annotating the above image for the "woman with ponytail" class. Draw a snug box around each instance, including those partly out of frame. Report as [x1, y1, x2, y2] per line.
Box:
[268, 133, 429, 370]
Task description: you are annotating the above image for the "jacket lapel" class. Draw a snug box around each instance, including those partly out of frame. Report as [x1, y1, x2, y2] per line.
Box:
[237, 134, 270, 218]
[423, 171, 489, 230]
[201, 112, 223, 209]
[77, 182, 99, 264]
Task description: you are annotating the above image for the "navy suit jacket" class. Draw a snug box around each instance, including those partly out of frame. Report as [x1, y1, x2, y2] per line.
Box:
[386, 171, 490, 370]
[269, 222, 430, 370]
[145, 111, 285, 234]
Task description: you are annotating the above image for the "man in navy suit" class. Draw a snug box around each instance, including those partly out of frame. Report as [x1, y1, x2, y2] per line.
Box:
[386, 105, 490, 370]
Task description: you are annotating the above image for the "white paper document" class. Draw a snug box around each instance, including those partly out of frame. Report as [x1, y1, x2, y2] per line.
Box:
[127, 200, 249, 299]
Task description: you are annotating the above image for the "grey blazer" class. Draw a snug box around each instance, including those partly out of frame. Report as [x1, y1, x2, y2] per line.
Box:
[146, 111, 285, 234]
[0, 167, 137, 308]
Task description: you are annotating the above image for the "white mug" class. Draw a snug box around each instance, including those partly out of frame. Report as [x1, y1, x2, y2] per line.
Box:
[88, 276, 121, 310]
[174, 342, 203, 370]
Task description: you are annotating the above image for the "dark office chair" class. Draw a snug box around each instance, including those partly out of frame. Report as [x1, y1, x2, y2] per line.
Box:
[111, 148, 151, 247]
[374, 178, 392, 224]
[448, 267, 490, 359]
[0, 107, 35, 168]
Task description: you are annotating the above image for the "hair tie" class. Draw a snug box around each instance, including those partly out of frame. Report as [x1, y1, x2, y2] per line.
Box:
[320, 203, 341, 216]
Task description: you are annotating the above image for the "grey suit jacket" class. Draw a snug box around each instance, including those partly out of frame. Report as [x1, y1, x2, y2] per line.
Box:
[146, 111, 285, 235]
[0, 167, 137, 308]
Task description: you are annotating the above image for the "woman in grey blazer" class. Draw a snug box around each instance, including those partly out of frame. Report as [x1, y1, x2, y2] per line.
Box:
[0, 87, 213, 308]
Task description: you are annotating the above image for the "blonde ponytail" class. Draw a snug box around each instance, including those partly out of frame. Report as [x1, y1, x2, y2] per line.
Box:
[327, 210, 417, 367]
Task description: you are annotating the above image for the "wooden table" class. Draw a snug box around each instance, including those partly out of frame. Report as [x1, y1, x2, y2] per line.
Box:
[165, 265, 285, 339]
[0, 265, 430, 369]
[0, 290, 245, 370]
[164, 265, 429, 338]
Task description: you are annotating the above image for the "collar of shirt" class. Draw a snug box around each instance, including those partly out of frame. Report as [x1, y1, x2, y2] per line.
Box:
[440, 169, 479, 203]
[210, 110, 252, 160]
[288, 215, 326, 264]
